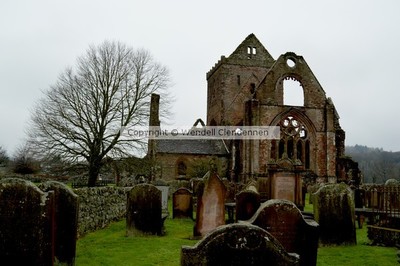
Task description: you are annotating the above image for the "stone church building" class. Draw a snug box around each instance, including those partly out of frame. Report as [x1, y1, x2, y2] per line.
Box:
[149, 34, 359, 191]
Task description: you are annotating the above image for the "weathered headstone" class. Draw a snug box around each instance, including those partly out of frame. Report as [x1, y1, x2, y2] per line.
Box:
[267, 161, 305, 210]
[313, 183, 356, 245]
[385, 180, 400, 211]
[181, 223, 300, 266]
[39, 181, 78, 266]
[126, 183, 165, 235]
[385, 178, 400, 186]
[256, 177, 270, 202]
[154, 179, 170, 215]
[365, 185, 379, 208]
[173, 187, 193, 219]
[223, 179, 237, 203]
[354, 187, 365, 208]
[271, 172, 296, 202]
[371, 187, 380, 208]
[0, 178, 54, 266]
[193, 171, 226, 237]
[245, 199, 319, 266]
[235, 183, 260, 222]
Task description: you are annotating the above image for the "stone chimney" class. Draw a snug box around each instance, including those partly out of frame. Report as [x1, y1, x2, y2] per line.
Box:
[148, 93, 160, 160]
[149, 93, 160, 127]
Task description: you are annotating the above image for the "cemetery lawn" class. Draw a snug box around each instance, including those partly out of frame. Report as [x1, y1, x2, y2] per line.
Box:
[76, 218, 196, 265]
[76, 217, 398, 266]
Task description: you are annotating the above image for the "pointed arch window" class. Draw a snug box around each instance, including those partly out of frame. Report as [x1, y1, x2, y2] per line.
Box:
[271, 115, 311, 169]
[271, 140, 277, 160]
[283, 77, 304, 106]
[278, 139, 285, 158]
[296, 140, 303, 162]
[305, 140, 310, 169]
[287, 138, 294, 159]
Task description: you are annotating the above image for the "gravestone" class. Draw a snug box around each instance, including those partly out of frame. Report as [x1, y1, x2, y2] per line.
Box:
[193, 171, 226, 237]
[370, 187, 379, 208]
[267, 161, 304, 210]
[245, 199, 319, 266]
[364, 185, 379, 208]
[272, 172, 296, 202]
[173, 187, 193, 219]
[223, 179, 237, 203]
[39, 181, 79, 266]
[235, 182, 260, 222]
[256, 177, 270, 202]
[154, 179, 170, 215]
[126, 183, 165, 235]
[0, 178, 54, 266]
[181, 223, 300, 266]
[354, 187, 365, 208]
[386, 182, 400, 211]
[313, 183, 356, 245]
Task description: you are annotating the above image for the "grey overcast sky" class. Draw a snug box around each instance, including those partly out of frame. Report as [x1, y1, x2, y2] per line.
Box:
[1, 0, 400, 155]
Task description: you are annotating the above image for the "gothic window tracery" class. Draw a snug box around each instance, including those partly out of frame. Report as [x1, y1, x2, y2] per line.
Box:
[271, 115, 310, 168]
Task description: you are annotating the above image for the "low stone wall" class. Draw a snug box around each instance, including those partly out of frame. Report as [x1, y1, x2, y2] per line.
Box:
[74, 184, 187, 237]
[74, 187, 131, 237]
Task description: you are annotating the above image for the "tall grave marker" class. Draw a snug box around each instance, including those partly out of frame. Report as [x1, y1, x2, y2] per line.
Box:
[245, 199, 319, 266]
[313, 183, 356, 245]
[153, 179, 170, 216]
[193, 171, 226, 237]
[126, 183, 166, 235]
[0, 178, 54, 266]
[173, 187, 193, 219]
[39, 181, 78, 266]
[235, 181, 260, 221]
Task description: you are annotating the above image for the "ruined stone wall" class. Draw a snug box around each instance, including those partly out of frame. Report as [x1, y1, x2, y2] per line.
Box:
[206, 35, 344, 182]
[252, 103, 337, 180]
[74, 187, 130, 237]
[206, 34, 274, 127]
[207, 64, 268, 126]
[255, 52, 327, 108]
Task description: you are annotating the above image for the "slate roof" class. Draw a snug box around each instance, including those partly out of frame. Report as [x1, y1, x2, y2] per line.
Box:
[155, 138, 229, 155]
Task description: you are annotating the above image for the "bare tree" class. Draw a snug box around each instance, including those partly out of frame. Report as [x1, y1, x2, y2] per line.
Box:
[28, 41, 171, 186]
[0, 146, 9, 167]
[12, 143, 40, 175]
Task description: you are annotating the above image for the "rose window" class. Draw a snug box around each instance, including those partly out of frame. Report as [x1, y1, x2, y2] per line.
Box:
[280, 116, 307, 139]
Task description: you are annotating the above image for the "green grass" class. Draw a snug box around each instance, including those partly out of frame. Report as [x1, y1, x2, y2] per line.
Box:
[76, 218, 398, 265]
[317, 226, 397, 266]
[76, 195, 398, 265]
[76, 218, 196, 266]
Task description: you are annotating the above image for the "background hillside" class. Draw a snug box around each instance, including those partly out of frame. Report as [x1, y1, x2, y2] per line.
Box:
[346, 145, 400, 184]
